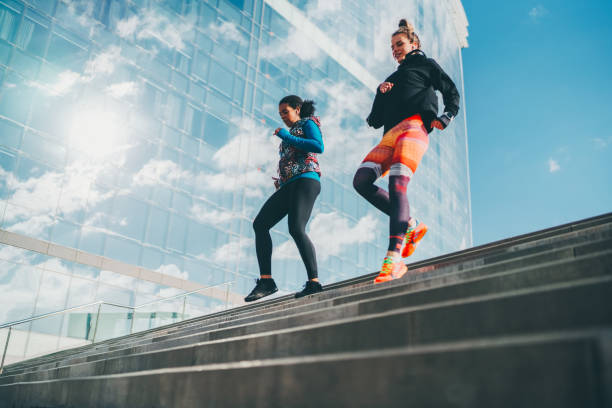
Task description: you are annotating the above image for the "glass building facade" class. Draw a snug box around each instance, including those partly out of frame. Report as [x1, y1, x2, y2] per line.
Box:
[0, 0, 470, 342]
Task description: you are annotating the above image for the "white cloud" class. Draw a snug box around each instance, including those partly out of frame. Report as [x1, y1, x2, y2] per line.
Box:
[0, 161, 116, 237]
[213, 238, 253, 263]
[548, 158, 560, 173]
[61, 0, 99, 37]
[132, 160, 192, 187]
[190, 205, 241, 225]
[105, 81, 139, 99]
[31, 46, 125, 96]
[49, 71, 82, 95]
[274, 212, 380, 261]
[529, 5, 549, 21]
[592, 137, 610, 149]
[116, 15, 140, 38]
[0, 245, 35, 265]
[214, 118, 277, 169]
[157, 263, 189, 280]
[85, 46, 122, 77]
[116, 10, 194, 50]
[208, 21, 248, 45]
[259, 29, 322, 62]
[314, 0, 341, 12]
[305, 80, 380, 176]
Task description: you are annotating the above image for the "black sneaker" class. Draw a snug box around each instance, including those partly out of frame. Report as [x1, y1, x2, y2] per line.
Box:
[295, 280, 323, 298]
[244, 278, 278, 302]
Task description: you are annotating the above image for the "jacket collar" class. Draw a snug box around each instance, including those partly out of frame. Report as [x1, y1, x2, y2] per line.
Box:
[400, 49, 426, 66]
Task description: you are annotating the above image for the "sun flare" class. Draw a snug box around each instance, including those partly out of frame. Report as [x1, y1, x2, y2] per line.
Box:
[68, 108, 125, 158]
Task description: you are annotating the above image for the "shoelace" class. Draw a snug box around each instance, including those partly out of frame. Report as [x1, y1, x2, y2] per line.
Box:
[380, 257, 394, 275]
[404, 220, 419, 243]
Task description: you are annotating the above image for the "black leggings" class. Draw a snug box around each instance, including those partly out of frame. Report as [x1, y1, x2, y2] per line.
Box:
[253, 178, 321, 280]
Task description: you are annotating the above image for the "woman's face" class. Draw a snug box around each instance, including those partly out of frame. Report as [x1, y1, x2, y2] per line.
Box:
[278, 103, 301, 127]
[391, 33, 416, 63]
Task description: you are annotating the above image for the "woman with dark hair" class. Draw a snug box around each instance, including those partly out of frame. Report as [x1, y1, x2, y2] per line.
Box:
[245, 95, 325, 301]
[353, 19, 460, 283]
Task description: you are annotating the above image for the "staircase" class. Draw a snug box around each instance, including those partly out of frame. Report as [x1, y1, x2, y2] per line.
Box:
[1, 213, 611, 407]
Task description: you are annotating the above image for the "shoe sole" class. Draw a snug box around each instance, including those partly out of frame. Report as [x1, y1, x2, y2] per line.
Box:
[244, 287, 278, 302]
[294, 288, 323, 299]
[392, 263, 408, 280]
[373, 274, 393, 284]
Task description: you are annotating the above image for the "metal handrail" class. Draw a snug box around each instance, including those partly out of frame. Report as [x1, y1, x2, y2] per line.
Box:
[0, 281, 234, 330]
[0, 280, 234, 373]
[0, 301, 130, 330]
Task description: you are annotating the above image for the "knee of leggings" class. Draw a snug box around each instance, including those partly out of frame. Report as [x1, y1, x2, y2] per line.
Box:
[253, 217, 267, 234]
[353, 168, 373, 193]
[288, 223, 306, 240]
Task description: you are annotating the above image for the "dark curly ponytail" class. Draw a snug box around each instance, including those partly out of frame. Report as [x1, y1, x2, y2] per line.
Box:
[279, 95, 316, 118]
[299, 100, 316, 118]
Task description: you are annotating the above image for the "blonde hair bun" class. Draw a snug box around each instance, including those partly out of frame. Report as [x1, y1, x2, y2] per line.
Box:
[398, 19, 414, 32]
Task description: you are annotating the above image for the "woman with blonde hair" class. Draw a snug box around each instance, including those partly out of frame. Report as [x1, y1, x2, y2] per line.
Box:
[353, 19, 460, 283]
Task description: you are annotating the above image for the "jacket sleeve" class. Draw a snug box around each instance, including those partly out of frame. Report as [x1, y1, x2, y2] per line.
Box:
[277, 120, 324, 153]
[366, 90, 385, 129]
[429, 59, 460, 118]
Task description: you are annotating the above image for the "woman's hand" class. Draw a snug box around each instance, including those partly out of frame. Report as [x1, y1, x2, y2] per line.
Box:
[378, 82, 394, 94]
[274, 128, 282, 136]
[430, 119, 444, 130]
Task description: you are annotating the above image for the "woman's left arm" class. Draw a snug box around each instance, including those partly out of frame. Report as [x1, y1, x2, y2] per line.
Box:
[430, 60, 460, 129]
[275, 120, 324, 153]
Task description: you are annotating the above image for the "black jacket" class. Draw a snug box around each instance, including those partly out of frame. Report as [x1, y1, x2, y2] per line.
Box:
[366, 50, 460, 133]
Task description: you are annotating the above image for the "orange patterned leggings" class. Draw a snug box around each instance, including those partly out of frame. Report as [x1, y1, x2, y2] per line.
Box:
[359, 114, 429, 178]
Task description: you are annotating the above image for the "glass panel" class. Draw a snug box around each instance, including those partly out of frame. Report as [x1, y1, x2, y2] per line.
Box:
[203, 112, 229, 148]
[10, 49, 41, 79]
[0, 118, 22, 149]
[46, 33, 87, 71]
[90, 303, 132, 342]
[209, 60, 233, 96]
[0, 73, 34, 124]
[145, 206, 169, 248]
[104, 235, 141, 265]
[0, 5, 19, 43]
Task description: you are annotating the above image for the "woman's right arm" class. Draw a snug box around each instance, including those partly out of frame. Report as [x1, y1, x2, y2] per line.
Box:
[366, 89, 385, 129]
[367, 81, 394, 128]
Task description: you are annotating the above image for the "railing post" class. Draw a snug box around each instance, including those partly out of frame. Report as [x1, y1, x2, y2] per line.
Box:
[129, 308, 135, 335]
[0, 326, 12, 374]
[181, 296, 187, 321]
[224, 282, 231, 310]
[91, 303, 102, 343]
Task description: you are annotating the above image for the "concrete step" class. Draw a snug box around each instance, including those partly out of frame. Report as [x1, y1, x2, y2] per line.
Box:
[4, 267, 610, 384]
[1, 329, 609, 407]
[6, 246, 611, 377]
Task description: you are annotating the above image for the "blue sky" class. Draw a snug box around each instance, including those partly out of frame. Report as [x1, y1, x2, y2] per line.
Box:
[461, 0, 612, 245]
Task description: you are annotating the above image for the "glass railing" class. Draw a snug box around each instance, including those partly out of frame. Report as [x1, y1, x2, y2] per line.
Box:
[0, 281, 234, 374]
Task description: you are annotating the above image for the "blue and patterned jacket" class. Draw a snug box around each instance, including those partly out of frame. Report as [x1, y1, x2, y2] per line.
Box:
[274, 116, 324, 189]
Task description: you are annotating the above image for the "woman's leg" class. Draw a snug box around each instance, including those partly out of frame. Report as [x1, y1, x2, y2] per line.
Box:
[287, 178, 321, 281]
[253, 187, 290, 277]
[388, 175, 411, 253]
[387, 120, 428, 255]
[352, 167, 390, 215]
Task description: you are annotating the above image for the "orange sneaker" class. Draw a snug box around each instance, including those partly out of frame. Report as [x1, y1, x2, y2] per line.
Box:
[374, 256, 407, 284]
[401, 220, 428, 258]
